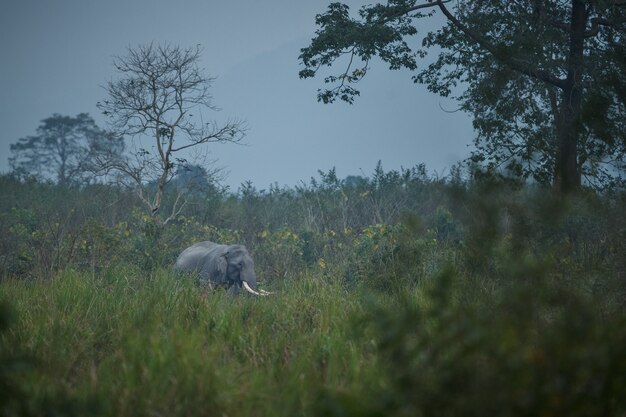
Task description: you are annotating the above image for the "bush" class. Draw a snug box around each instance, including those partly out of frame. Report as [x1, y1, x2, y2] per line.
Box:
[346, 223, 438, 293]
[317, 266, 626, 417]
[252, 228, 306, 283]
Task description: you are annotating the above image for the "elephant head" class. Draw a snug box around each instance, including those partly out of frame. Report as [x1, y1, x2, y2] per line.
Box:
[212, 244, 261, 295]
[174, 241, 272, 296]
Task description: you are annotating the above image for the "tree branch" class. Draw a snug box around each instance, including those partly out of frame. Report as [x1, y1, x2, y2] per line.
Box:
[376, 0, 451, 24]
[585, 16, 626, 37]
[435, 0, 566, 89]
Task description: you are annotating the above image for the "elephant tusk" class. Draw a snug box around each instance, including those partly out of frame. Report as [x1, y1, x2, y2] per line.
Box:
[258, 289, 274, 295]
[242, 281, 266, 296]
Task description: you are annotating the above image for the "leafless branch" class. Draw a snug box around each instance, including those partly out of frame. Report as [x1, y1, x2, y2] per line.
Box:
[97, 43, 245, 224]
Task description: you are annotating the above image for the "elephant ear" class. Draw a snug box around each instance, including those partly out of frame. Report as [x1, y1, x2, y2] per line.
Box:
[215, 254, 228, 281]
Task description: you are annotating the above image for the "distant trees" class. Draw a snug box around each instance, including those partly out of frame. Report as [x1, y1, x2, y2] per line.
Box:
[97, 43, 246, 224]
[9, 113, 124, 186]
[172, 163, 221, 194]
[299, 1, 626, 192]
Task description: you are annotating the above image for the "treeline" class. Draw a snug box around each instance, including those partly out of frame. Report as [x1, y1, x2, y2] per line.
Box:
[2, 163, 625, 302]
[1, 163, 447, 277]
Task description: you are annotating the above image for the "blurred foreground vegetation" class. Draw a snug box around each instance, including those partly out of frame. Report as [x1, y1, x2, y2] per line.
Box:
[1, 166, 625, 416]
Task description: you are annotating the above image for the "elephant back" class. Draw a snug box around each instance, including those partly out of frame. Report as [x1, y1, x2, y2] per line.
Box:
[174, 241, 224, 274]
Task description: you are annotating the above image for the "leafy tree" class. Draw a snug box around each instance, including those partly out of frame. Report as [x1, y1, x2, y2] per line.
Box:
[299, 1, 626, 192]
[97, 43, 246, 224]
[9, 113, 123, 186]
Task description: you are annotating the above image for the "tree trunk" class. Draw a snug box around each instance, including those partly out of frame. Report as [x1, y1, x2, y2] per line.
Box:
[552, 0, 586, 193]
[553, 85, 583, 193]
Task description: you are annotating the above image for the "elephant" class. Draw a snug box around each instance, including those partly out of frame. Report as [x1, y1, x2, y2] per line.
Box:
[173, 241, 271, 296]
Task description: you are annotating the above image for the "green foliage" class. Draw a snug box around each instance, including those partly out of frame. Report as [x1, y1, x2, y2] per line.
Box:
[299, 1, 626, 189]
[347, 223, 432, 293]
[299, 1, 423, 104]
[0, 269, 369, 417]
[1, 167, 626, 416]
[253, 228, 306, 283]
[431, 205, 463, 241]
[318, 265, 626, 417]
[0, 299, 97, 417]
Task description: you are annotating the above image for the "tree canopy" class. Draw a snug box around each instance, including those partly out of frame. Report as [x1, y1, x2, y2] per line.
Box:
[299, 1, 626, 192]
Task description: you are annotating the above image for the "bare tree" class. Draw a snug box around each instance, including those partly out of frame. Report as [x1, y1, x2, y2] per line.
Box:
[97, 43, 245, 224]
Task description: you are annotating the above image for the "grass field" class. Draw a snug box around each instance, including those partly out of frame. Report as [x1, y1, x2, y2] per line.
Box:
[2, 260, 626, 417]
[1, 267, 378, 417]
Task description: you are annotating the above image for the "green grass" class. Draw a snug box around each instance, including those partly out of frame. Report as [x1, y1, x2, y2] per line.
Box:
[2, 250, 626, 417]
[0, 267, 379, 417]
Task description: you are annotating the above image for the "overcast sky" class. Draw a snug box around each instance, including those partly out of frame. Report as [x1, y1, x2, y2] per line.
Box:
[0, 0, 473, 190]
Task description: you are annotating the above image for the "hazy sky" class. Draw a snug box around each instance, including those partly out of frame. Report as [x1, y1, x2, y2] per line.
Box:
[0, 0, 473, 189]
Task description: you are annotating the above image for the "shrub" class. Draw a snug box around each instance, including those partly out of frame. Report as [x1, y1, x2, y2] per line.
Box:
[253, 228, 306, 283]
[346, 223, 438, 293]
[317, 267, 626, 417]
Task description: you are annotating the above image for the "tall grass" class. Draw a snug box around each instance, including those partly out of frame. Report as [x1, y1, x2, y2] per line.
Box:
[3, 259, 625, 416]
[0, 267, 380, 417]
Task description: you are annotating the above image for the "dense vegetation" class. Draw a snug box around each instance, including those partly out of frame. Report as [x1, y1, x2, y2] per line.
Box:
[1, 166, 625, 416]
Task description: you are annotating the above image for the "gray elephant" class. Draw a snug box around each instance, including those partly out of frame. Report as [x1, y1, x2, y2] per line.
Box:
[174, 241, 271, 296]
